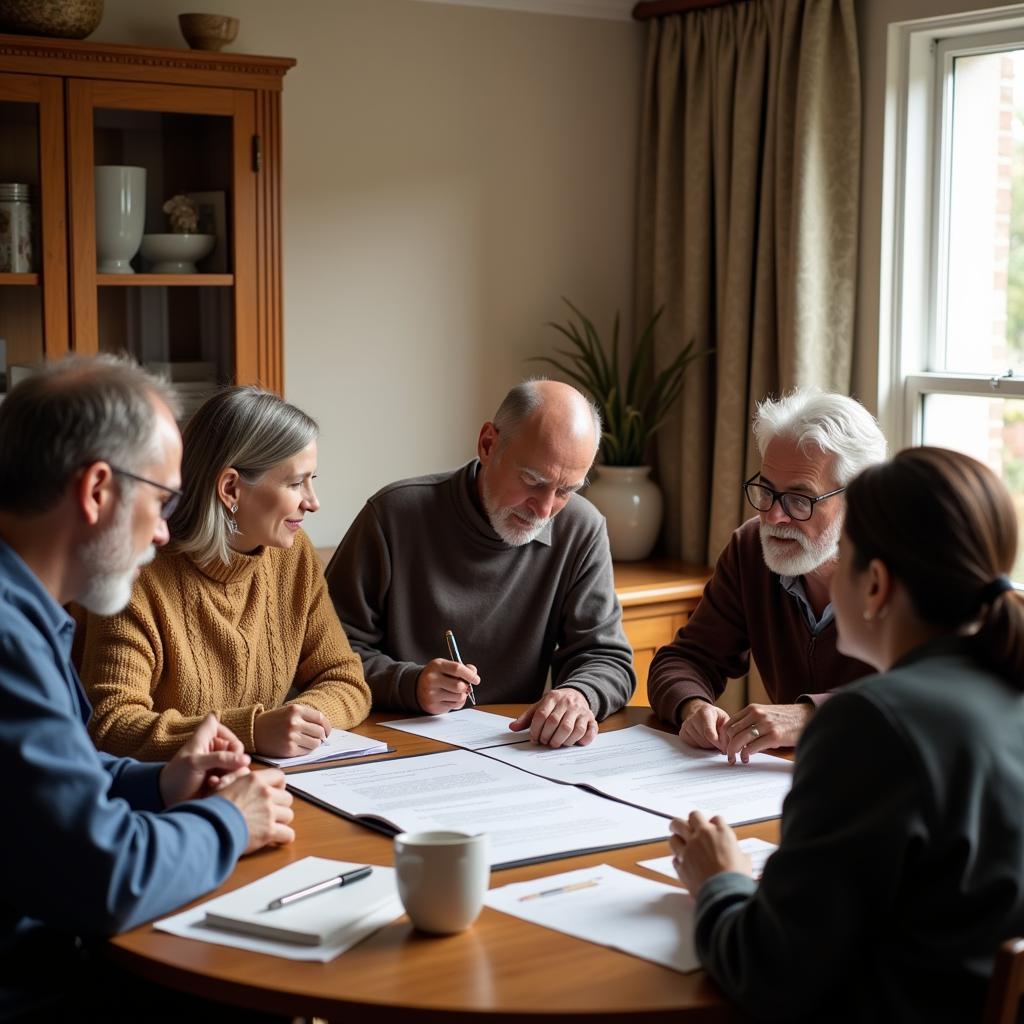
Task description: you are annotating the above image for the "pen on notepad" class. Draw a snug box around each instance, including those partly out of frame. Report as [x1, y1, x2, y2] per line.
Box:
[264, 866, 372, 911]
[444, 628, 476, 706]
[518, 879, 600, 902]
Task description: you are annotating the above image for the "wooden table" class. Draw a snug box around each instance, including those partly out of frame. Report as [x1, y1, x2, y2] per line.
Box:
[109, 706, 775, 1022]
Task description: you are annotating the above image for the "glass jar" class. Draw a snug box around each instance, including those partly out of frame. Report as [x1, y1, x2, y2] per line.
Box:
[0, 183, 35, 273]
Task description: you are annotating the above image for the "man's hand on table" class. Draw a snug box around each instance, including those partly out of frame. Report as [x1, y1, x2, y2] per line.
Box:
[678, 699, 730, 752]
[416, 658, 479, 714]
[669, 810, 751, 892]
[723, 702, 811, 764]
[509, 689, 597, 748]
[217, 769, 295, 855]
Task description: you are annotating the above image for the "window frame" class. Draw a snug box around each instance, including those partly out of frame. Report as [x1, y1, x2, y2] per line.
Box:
[880, 7, 1024, 449]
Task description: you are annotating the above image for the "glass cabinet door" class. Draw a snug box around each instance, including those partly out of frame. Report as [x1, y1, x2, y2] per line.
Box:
[0, 72, 67, 397]
[67, 79, 257, 409]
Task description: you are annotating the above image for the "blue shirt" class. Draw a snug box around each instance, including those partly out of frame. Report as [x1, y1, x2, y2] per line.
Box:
[0, 538, 247, 951]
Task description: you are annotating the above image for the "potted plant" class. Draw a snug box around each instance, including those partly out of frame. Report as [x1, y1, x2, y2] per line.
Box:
[532, 298, 712, 560]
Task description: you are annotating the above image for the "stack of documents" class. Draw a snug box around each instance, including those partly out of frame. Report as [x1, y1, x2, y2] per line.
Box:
[484, 864, 700, 973]
[254, 729, 390, 768]
[155, 857, 402, 962]
[286, 748, 669, 869]
[479, 724, 793, 826]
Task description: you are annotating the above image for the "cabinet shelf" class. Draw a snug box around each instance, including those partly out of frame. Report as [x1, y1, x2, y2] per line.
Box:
[97, 273, 234, 287]
[0, 35, 294, 391]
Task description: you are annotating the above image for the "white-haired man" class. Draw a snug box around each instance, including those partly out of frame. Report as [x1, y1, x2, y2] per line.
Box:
[327, 379, 635, 748]
[649, 389, 887, 760]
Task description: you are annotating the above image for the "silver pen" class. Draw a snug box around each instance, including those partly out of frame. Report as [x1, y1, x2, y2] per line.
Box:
[264, 865, 372, 911]
[444, 628, 476, 706]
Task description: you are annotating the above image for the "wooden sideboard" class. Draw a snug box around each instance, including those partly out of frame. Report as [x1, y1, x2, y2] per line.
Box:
[614, 560, 711, 706]
[317, 547, 710, 708]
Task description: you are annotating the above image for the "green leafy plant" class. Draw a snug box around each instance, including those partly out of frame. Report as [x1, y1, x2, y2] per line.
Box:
[531, 298, 713, 466]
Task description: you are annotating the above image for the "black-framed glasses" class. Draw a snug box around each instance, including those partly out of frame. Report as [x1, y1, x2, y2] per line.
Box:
[109, 466, 183, 520]
[743, 474, 846, 522]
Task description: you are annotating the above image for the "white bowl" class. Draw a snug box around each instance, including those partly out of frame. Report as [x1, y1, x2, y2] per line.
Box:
[140, 233, 214, 273]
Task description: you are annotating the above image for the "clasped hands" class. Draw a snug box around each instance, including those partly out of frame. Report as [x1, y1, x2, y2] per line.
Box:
[159, 713, 295, 855]
[416, 659, 597, 748]
[678, 698, 811, 763]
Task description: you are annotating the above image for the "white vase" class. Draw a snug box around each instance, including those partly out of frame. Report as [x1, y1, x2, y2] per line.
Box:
[585, 465, 663, 561]
[94, 165, 146, 273]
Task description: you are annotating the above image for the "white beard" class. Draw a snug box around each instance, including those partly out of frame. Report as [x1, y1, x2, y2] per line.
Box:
[480, 477, 551, 547]
[77, 500, 156, 615]
[759, 515, 842, 578]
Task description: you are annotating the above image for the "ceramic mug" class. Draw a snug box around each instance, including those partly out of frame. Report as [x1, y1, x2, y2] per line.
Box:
[393, 830, 489, 934]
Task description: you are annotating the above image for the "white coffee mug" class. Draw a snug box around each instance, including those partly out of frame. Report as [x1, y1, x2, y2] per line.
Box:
[393, 830, 489, 934]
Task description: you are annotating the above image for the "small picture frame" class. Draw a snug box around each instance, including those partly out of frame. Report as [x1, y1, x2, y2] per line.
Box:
[186, 190, 228, 273]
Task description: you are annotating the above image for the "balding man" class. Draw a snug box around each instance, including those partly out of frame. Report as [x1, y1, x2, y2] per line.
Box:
[327, 380, 635, 747]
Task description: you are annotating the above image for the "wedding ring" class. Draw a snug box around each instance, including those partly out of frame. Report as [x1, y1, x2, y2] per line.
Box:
[749, 725, 760, 740]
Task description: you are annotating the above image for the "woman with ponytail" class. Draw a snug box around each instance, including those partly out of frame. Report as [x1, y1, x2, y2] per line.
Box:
[670, 447, 1024, 1023]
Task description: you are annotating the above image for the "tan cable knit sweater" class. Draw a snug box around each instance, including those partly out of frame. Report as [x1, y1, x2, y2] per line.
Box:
[80, 529, 371, 760]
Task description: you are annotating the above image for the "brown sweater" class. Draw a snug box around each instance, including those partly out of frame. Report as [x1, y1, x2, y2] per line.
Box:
[80, 529, 371, 760]
[648, 517, 871, 726]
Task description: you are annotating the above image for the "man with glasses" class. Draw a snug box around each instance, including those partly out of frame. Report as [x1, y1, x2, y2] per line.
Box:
[0, 356, 294, 1019]
[649, 389, 887, 760]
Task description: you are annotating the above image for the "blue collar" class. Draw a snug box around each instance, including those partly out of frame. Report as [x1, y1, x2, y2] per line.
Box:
[779, 572, 834, 635]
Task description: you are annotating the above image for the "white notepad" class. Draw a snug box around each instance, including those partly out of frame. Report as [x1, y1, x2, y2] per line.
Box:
[253, 729, 390, 768]
[196, 857, 402, 947]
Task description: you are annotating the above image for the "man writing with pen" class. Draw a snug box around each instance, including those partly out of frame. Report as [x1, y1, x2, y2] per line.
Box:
[326, 380, 635, 748]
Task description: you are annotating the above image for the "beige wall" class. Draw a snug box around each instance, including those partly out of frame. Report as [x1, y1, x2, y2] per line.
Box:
[94, 0, 643, 546]
[854, 0, 1024, 416]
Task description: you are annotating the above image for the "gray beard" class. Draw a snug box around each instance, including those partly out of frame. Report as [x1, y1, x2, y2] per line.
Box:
[77, 501, 156, 615]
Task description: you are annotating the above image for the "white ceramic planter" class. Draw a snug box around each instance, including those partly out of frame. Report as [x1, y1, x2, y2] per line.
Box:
[585, 465, 663, 561]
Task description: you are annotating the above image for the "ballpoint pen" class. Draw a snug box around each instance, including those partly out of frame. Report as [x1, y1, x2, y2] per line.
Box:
[444, 628, 476, 706]
[264, 865, 373, 911]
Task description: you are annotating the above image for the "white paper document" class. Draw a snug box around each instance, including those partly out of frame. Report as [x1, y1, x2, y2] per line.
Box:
[638, 837, 778, 884]
[380, 708, 526, 749]
[286, 748, 670, 869]
[484, 864, 699, 973]
[154, 857, 402, 962]
[480, 725, 793, 826]
[253, 729, 390, 768]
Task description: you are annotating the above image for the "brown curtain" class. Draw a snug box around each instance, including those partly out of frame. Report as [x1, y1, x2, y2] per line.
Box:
[634, 0, 861, 566]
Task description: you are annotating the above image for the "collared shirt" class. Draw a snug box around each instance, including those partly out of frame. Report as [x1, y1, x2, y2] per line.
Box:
[0, 536, 246, 952]
[779, 573, 835, 635]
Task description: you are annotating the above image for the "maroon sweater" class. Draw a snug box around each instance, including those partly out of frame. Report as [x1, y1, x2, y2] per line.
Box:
[648, 517, 872, 726]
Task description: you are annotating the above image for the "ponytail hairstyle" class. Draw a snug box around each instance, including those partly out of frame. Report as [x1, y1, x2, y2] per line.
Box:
[843, 447, 1024, 690]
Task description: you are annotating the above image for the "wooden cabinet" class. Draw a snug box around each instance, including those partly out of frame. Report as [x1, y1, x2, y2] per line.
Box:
[0, 35, 294, 396]
[614, 560, 711, 707]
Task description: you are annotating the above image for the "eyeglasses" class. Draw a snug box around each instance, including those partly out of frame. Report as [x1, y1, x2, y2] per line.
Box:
[743, 474, 846, 522]
[109, 466, 183, 520]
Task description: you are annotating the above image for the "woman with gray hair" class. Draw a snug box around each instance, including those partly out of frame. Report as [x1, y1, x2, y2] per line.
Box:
[80, 386, 371, 760]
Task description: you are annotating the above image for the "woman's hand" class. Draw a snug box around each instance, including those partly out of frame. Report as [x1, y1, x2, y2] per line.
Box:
[669, 810, 752, 892]
[253, 704, 330, 757]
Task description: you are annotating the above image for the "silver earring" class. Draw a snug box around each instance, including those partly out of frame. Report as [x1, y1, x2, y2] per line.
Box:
[227, 503, 240, 535]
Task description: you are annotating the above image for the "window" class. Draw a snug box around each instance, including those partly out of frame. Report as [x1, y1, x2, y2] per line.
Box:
[884, 11, 1024, 578]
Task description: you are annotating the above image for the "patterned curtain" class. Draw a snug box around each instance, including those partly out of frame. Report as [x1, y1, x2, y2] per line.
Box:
[634, 0, 861, 566]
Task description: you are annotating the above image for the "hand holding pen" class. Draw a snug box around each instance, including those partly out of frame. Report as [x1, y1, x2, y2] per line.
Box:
[414, 631, 479, 715]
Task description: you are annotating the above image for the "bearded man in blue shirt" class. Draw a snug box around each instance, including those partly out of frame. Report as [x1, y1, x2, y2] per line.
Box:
[0, 356, 294, 1021]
